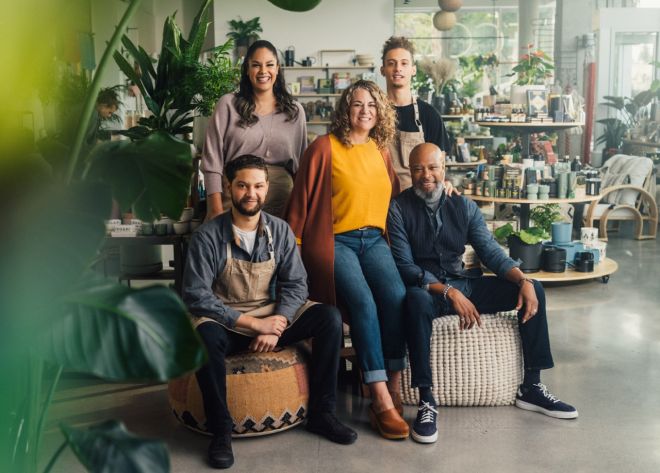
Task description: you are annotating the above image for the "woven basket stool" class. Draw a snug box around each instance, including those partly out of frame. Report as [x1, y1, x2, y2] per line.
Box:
[400, 312, 523, 407]
[168, 345, 309, 437]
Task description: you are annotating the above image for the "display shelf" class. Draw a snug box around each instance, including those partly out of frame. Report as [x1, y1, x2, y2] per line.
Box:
[475, 121, 584, 131]
[446, 160, 486, 167]
[462, 135, 493, 140]
[523, 258, 617, 284]
[282, 66, 375, 71]
[294, 93, 342, 97]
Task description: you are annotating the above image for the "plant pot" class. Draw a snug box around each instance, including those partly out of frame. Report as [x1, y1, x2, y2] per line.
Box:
[120, 245, 163, 275]
[551, 222, 572, 244]
[432, 95, 446, 115]
[507, 235, 542, 273]
[510, 84, 545, 111]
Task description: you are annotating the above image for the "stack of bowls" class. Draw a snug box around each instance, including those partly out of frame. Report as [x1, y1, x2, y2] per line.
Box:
[356, 54, 374, 66]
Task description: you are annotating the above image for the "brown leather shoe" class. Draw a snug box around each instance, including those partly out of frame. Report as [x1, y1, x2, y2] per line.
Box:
[389, 391, 404, 416]
[368, 404, 409, 440]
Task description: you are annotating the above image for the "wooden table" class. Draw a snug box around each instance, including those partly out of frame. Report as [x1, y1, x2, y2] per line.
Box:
[446, 160, 487, 167]
[466, 194, 602, 229]
[524, 258, 617, 284]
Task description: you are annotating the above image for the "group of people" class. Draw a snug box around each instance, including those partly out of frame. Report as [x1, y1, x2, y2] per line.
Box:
[183, 36, 577, 470]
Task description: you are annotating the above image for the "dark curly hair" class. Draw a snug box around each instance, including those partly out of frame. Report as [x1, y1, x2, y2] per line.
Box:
[234, 40, 299, 127]
[330, 80, 397, 149]
[224, 154, 269, 183]
[381, 36, 415, 63]
[96, 87, 121, 108]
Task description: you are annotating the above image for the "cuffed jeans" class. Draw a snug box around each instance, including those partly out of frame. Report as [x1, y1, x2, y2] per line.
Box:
[195, 304, 342, 435]
[405, 277, 555, 388]
[334, 229, 407, 384]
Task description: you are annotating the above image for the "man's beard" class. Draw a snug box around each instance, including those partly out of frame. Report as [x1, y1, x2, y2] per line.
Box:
[413, 180, 445, 205]
[232, 195, 264, 216]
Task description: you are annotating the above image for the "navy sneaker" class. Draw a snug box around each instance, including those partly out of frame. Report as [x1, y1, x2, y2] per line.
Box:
[515, 383, 578, 419]
[411, 400, 438, 443]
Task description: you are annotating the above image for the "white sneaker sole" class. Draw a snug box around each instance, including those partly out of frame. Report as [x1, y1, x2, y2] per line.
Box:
[515, 399, 579, 419]
[411, 428, 438, 443]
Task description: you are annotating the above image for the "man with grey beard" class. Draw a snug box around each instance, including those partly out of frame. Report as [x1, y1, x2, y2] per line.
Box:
[386, 143, 577, 445]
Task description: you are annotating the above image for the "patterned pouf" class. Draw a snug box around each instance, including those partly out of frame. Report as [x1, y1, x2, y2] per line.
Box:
[401, 312, 523, 406]
[168, 345, 309, 437]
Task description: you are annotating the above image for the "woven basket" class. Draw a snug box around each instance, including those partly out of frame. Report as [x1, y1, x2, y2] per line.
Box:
[401, 312, 523, 406]
[168, 345, 309, 437]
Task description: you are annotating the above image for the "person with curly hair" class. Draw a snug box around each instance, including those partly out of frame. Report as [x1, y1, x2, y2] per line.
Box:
[202, 40, 307, 220]
[286, 80, 409, 440]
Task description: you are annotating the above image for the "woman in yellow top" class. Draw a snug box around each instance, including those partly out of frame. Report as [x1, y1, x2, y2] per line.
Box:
[286, 80, 409, 439]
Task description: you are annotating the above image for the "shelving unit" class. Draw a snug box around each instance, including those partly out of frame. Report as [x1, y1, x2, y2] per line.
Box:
[283, 52, 376, 129]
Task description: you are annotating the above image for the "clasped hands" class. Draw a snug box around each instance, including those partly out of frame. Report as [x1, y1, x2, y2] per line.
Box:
[248, 315, 288, 353]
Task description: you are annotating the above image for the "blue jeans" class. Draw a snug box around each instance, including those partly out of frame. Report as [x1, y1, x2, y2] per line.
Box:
[334, 229, 407, 383]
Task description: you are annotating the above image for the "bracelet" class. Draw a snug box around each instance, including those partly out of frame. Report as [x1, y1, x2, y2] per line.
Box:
[442, 284, 453, 300]
[518, 277, 533, 288]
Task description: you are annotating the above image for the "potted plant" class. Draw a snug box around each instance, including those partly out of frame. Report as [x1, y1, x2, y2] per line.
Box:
[226, 16, 262, 60]
[456, 53, 498, 100]
[418, 57, 457, 113]
[530, 203, 562, 235]
[508, 44, 553, 106]
[3, 0, 205, 471]
[182, 39, 241, 150]
[494, 223, 549, 273]
[412, 66, 434, 103]
[596, 95, 640, 162]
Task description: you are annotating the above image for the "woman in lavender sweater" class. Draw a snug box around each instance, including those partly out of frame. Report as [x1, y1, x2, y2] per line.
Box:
[202, 40, 307, 219]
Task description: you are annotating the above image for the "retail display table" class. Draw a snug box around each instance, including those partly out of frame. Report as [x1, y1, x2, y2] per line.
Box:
[466, 194, 602, 229]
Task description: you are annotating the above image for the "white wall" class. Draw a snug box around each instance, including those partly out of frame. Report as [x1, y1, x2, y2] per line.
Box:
[213, 0, 394, 86]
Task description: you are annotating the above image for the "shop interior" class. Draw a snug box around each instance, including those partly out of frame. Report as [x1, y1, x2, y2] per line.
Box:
[5, 0, 660, 472]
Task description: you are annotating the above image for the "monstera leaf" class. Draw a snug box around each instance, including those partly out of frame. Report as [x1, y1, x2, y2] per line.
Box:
[87, 130, 192, 222]
[39, 278, 206, 381]
[61, 421, 169, 473]
[267, 0, 322, 12]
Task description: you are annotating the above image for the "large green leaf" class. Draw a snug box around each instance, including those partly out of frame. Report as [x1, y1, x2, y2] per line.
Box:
[61, 420, 169, 473]
[40, 278, 205, 381]
[86, 130, 192, 222]
[6, 181, 111, 324]
[267, 0, 322, 12]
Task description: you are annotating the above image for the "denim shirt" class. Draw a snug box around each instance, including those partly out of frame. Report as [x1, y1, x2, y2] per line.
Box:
[182, 212, 309, 327]
[387, 190, 518, 296]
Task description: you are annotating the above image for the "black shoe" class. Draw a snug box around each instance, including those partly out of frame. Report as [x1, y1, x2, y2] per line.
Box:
[306, 411, 358, 445]
[411, 400, 438, 444]
[515, 383, 578, 419]
[208, 434, 234, 469]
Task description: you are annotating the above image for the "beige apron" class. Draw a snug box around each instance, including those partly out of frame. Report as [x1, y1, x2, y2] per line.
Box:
[221, 164, 293, 218]
[389, 98, 425, 191]
[192, 225, 315, 336]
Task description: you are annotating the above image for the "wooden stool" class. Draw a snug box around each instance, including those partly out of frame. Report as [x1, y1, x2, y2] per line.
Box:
[168, 345, 309, 437]
[400, 312, 523, 406]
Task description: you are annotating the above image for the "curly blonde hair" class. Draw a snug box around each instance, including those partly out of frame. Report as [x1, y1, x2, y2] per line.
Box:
[330, 80, 397, 149]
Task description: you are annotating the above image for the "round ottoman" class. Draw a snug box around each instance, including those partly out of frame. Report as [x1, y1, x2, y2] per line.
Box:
[168, 345, 309, 437]
[401, 312, 523, 407]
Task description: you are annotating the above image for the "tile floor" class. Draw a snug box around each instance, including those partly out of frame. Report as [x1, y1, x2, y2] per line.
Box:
[43, 229, 660, 472]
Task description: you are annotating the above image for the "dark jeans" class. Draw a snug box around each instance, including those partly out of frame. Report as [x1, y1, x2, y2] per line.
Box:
[405, 277, 554, 388]
[195, 304, 342, 435]
[334, 229, 407, 383]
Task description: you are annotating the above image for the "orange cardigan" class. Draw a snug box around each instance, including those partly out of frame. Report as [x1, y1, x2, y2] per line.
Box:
[285, 134, 401, 306]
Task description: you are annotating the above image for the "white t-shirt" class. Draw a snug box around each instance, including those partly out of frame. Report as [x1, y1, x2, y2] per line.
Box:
[232, 225, 258, 255]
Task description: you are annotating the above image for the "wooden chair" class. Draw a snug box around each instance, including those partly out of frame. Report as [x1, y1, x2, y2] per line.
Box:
[584, 155, 658, 241]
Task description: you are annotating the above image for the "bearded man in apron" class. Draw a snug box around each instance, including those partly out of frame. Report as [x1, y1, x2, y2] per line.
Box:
[380, 36, 453, 191]
[183, 155, 357, 469]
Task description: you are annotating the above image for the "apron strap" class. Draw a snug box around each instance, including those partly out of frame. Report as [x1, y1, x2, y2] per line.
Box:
[226, 241, 232, 259]
[264, 224, 275, 260]
[412, 96, 423, 133]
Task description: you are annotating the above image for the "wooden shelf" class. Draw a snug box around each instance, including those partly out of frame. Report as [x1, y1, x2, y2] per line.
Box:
[446, 160, 486, 167]
[524, 258, 618, 283]
[307, 120, 332, 125]
[442, 114, 473, 120]
[282, 66, 375, 71]
[462, 135, 493, 140]
[294, 93, 342, 97]
[466, 194, 602, 205]
[476, 121, 584, 131]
